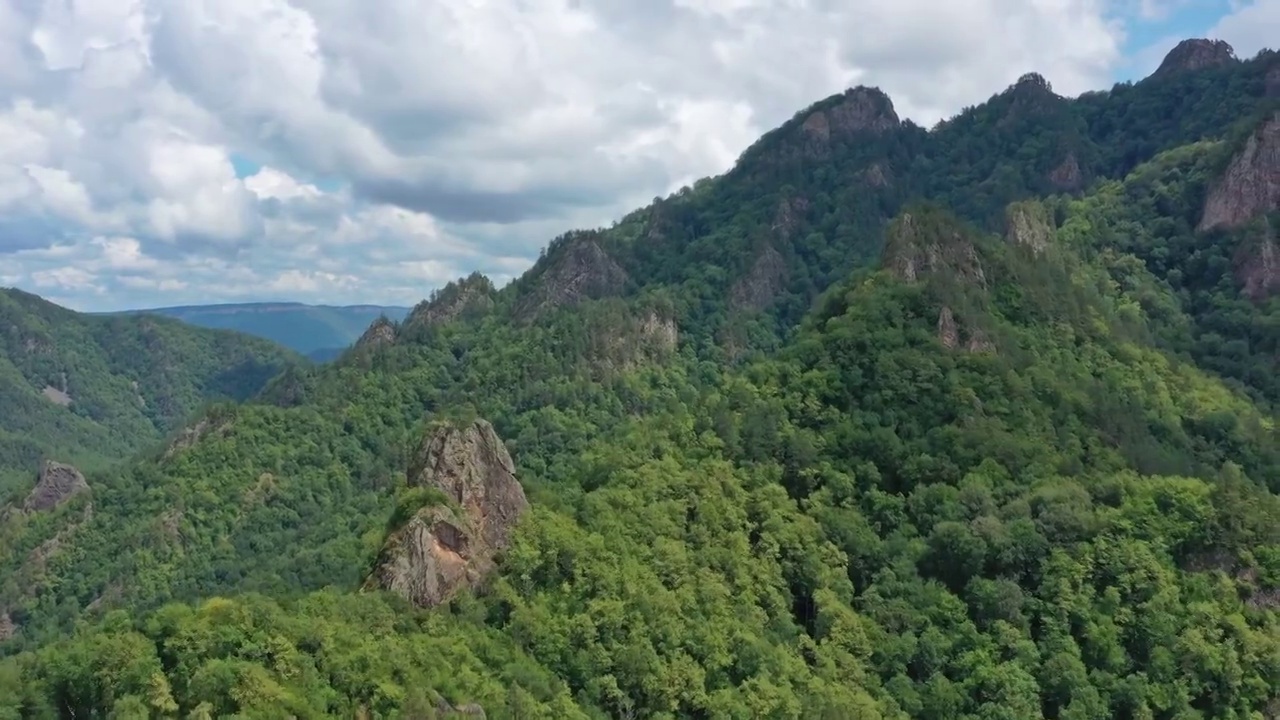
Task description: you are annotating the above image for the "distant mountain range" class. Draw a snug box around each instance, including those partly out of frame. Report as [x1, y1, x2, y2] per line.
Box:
[106, 302, 411, 358]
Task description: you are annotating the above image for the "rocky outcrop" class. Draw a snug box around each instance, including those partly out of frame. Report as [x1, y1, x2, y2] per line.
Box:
[1152, 39, 1237, 78]
[1005, 201, 1054, 255]
[730, 245, 789, 312]
[1048, 153, 1083, 191]
[937, 306, 960, 349]
[863, 163, 892, 189]
[436, 698, 487, 718]
[354, 316, 397, 350]
[22, 460, 89, 513]
[998, 73, 1061, 126]
[1234, 224, 1280, 301]
[770, 196, 810, 242]
[367, 419, 528, 608]
[589, 309, 679, 371]
[41, 385, 71, 406]
[404, 274, 496, 331]
[937, 306, 995, 354]
[966, 331, 996, 354]
[801, 87, 899, 146]
[164, 415, 233, 459]
[516, 234, 630, 319]
[1199, 112, 1280, 232]
[638, 311, 678, 351]
[0, 613, 14, 641]
[883, 211, 987, 288]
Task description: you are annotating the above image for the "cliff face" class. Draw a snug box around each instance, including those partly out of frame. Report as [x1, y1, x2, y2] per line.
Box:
[367, 419, 528, 608]
[353, 316, 397, 350]
[403, 274, 496, 332]
[22, 461, 89, 513]
[1005, 200, 1055, 255]
[1199, 112, 1280, 232]
[516, 235, 631, 319]
[1048, 153, 1084, 191]
[800, 86, 900, 143]
[1152, 39, 1237, 78]
[1235, 225, 1280, 301]
[882, 210, 987, 288]
[730, 245, 789, 313]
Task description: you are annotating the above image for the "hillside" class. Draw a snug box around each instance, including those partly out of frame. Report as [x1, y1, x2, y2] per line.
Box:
[110, 302, 412, 357]
[3, 39, 1280, 719]
[0, 289, 301, 494]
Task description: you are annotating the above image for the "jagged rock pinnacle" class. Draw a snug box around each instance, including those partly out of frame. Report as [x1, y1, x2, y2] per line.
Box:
[1152, 38, 1237, 78]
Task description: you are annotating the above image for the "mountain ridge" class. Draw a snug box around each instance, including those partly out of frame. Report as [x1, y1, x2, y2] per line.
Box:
[101, 301, 412, 357]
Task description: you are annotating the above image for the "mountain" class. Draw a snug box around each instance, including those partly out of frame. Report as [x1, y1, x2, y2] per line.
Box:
[4, 39, 1280, 719]
[0, 288, 301, 494]
[110, 302, 412, 357]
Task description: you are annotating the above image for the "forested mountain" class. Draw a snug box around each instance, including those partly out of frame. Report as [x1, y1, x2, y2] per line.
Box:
[108, 303, 412, 358]
[3, 38, 1280, 719]
[0, 289, 301, 493]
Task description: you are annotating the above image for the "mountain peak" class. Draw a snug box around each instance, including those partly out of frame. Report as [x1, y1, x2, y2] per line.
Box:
[514, 232, 630, 319]
[800, 86, 899, 143]
[1013, 72, 1054, 95]
[1153, 38, 1237, 78]
[403, 272, 495, 333]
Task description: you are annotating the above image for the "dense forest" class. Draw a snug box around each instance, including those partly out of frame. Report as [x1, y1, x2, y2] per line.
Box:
[0, 289, 301, 497]
[3, 38, 1280, 719]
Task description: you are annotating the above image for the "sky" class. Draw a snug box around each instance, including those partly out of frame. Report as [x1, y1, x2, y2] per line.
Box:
[0, 0, 1275, 312]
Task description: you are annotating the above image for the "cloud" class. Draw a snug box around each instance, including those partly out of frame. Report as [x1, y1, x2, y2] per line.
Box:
[1210, 0, 1280, 58]
[0, 0, 1220, 312]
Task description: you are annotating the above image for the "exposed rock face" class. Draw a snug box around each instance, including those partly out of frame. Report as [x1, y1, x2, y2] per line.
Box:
[638, 311, 678, 352]
[937, 306, 960, 349]
[354, 316, 397, 350]
[436, 698, 487, 719]
[41, 385, 71, 406]
[730, 245, 789, 312]
[0, 613, 14, 641]
[1005, 201, 1054, 255]
[368, 419, 528, 608]
[164, 415, 233, 459]
[966, 331, 996, 354]
[1152, 39, 1237, 78]
[1199, 113, 1280, 232]
[937, 306, 995, 354]
[591, 309, 679, 370]
[1235, 225, 1280, 301]
[863, 163, 892, 188]
[23, 460, 89, 513]
[883, 211, 987, 288]
[1048, 153, 1083, 191]
[404, 274, 496, 331]
[770, 196, 810, 242]
[517, 235, 630, 319]
[801, 87, 899, 145]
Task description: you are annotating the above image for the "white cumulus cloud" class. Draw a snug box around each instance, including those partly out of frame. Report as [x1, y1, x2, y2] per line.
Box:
[0, 0, 1252, 311]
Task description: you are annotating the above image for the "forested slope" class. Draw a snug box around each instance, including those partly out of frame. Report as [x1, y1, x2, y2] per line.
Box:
[3, 38, 1280, 720]
[0, 288, 301, 493]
